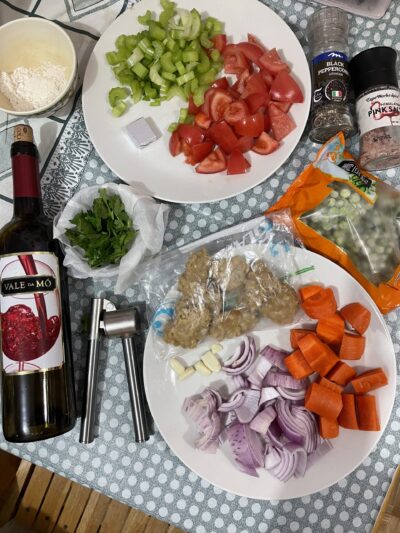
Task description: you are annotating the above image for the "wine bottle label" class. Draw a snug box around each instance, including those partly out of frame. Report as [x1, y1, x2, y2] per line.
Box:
[356, 86, 400, 135]
[0, 252, 64, 375]
[311, 51, 351, 109]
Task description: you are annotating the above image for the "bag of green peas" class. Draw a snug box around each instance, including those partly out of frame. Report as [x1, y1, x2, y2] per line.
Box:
[269, 133, 400, 313]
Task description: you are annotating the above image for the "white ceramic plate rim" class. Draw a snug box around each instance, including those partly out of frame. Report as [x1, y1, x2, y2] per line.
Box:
[143, 248, 396, 500]
[82, 0, 311, 204]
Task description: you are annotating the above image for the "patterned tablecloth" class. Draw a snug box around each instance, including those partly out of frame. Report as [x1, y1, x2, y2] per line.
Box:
[1, 1, 400, 532]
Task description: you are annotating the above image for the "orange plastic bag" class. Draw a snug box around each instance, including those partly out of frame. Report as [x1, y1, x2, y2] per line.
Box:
[268, 133, 400, 313]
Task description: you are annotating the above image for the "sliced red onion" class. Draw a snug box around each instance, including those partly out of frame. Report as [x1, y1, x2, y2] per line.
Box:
[250, 406, 276, 434]
[232, 374, 249, 390]
[235, 389, 261, 423]
[225, 421, 264, 477]
[284, 443, 307, 478]
[276, 386, 306, 401]
[247, 356, 272, 389]
[291, 405, 319, 454]
[218, 389, 247, 413]
[223, 336, 256, 375]
[275, 398, 305, 445]
[267, 446, 297, 482]
[260, 387, 280, 405]
[260, 345, 289, 371]
[263, 370, 309, 390]
[183, 389, 222, 453]
[306, 439, 333, 470]
[264, 446, 281, 470]
[266, 420, 284, 448]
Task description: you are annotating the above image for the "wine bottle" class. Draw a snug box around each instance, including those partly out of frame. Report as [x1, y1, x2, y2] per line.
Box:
[0, 124, 76, 442]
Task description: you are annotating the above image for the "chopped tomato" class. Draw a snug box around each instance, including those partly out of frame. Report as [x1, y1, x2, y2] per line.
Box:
[260, 69, 274, 88]
[212, 34, 227, 53]
[264, 111, 271, 133]
[189, 141, 214, 163]
[270, 71, 304, 103]
[269, 103, 296, 141]
[235, 42, 264, 68]
[208, 121, 238, 154]
[188, 96, 201, 115]
[227, 149, 251, 174]
[223, 100, 250, 125]
[169, 131, 181, 156]
[177, 124, 205, 146]
[233, 69, 251, 95]
[223, 45, 250, 75]
[181, 140, 191, 157]
[247, 33, 267, 52]
[210, 90, 233, 122]
[196, 147, 227, 174]
[259, 48, 290, 76]
[272, 101, 292, 113]
[233, 112, 264, 138]
[194, 112, 212, 129]
[212, 77, 230, 90]
[241, 72, 267, 98]
[251, 131, 279, 155]
[202, 88, 217, 116]
[235, 135, 254, 153]
[245, 92, 268, 113]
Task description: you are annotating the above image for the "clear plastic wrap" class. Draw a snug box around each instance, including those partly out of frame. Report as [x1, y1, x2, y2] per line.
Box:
[136, 211, 306, 360]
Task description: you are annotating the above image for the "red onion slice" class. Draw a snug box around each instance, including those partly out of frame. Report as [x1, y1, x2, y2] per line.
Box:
[260, 387, 280, 405]
[263, 370, 309, 390]
[284, 442, 308, 478]
[260, 345, 289, 371]
[276, 386, 306, 401]
[225, 421, 264, 477]
[247, 356, 273, 389]
[307, 439, 333, 470]
[223, 336, 256, 375]
[235, 389, 261, 423]
[218, 389, 247, 413]
[232, 374, 249, 390]
[250, 405, 276, 434]
[275, 398, 305, 445]
[183, 388, 223, 453]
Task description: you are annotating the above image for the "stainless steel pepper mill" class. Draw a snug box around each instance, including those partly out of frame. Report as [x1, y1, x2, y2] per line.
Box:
[80, 298, 149, 444]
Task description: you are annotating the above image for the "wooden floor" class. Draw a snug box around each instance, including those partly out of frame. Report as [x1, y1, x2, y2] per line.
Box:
[0, 450, 184, 533]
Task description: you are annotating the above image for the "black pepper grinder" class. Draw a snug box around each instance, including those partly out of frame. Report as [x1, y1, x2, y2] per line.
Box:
[349, 46, 400, 172]
[308, 7, 356, 143]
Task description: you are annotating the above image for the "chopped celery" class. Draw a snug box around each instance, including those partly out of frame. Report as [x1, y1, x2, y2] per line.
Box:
[138, 37, 154, 56]
[106, 51, 121, 65]
[182, 50, 199, 63]
[168, 122, 179, 132]
[200, 31, 213, 49]
[132, 62, 149, 79]
[137, 10, 152, 25]
[160, 51, 176, 73]
[112, 101, 127, 117]
[185, 62, 199, 72]
[188, 9, 201, 40]
[115, 70, 135, 85]
[166, 85, 186, 101]
[196, 50, 210, 74]
[193, 85, 207, 106]
[149, 64, 168, 87]
[144, 83, 158, 99]
[150, 98, 162, 106]
[126, 47, 144, 67]
[125, 35, 138, 52]
[190, 77, 198, 92]
[149, 21, 166, 41]
[176, 61, 186, 76]
[115, 34, 127, 50]
[178, 108, 188, 123]
[161, 0, 175, 9]
[162, 70, 176, 81]
[159, 8, 174, 29]
[152, 40, 164, 62]
[108, 87, 129, 107]
[128, 80, 143, 103]
[166, 38, 178, 51]
[210, 49, 220, 62]
[198, 67, 217, 85]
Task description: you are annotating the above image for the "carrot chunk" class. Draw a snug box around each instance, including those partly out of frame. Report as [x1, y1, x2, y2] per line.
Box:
[327, 361, 357, 386]
[318, 416, 339, 439]
[338, 394, 358, 430]
[299, 285, 323, 302]
[318, 377, 343, 395]
[339, 332, 366, 360]
[305, 382, 343, 419]
[302, 287, 337, 320]
[290, 328, 315, 349]
[316, 313, 344, 347]
[351, 368, 388, 394]
[284, 349, 313, 379]
[340, 303, 371, 335]
[356, 395, 380, 431]
[298, 334, 339, 377]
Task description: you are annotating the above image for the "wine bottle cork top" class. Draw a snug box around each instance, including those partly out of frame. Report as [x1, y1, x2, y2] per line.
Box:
[13, 124, 33, 143]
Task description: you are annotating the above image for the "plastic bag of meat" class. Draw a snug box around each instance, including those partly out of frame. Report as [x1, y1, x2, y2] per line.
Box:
[134, 210, 310, 360]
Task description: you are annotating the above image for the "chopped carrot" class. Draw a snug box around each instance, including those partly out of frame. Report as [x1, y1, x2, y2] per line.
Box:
[284, 350, 313, 379]
[327, 361, 357, 386]
[302, 287, 337, 320]
[298, 334, 338, 376]
[338, 394, 358, 430]
[316, 313, 344, 347]
[340, 303, 371, 335]
[356, 395, 380, 431]
[305, 382, 343, 419]
[299, 285, 323, 302]
[318, 416, 339, 439]
[339, 332, 366, 360]
[318, 377, 344, 395]
[351, 368, 388, 394]
[290, 328, 315, 349]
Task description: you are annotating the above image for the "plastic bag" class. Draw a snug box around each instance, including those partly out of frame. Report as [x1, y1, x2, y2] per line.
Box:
[269, 133, 400, 313]
[54, 183, 169, 293]
[136, 211, 306, 360]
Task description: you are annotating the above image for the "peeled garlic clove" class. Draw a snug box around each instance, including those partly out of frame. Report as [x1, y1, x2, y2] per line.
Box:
[169, 357, 186, 376]
[211, 343, 223, 353]
[194, 360, 212, 376]
[201, 351, 221, 372]
[178, 367, 195, 381]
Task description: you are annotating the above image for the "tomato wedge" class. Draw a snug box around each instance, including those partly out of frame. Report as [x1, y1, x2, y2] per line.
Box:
[189, 141, 214, 164]
[223, 45, 250, 75]
[223, 100, 249, 125]
[210, 90, 233, 122]
[212, 34, 227, 53]
[169, 131, 181, 156]
[264, 111, 271, 133]
[233, 112, 264, 138]
[270, 71, 304, 103]
[241, 72, 267, 99]
[260, 69, 274, 88]
[235, 136, 254, 153]
[259, 48, 290, 76]
[196, 147, 227, 174]
[188, 96, 201, 115]
[272, 101, 292, 113]
[181, 140, 191, 157]
[235, 42, 264, 68]
[251, 131, 279, 155]
[208, 121, 238, 154]
[247, 33, 267, 52]
[194, 112, 212, 129]
[227, 149, 251, 174]
[177, 124, 205, 146]
[202, 88, 217, 117]
[269, 103, 296, 141]
[233, 68, 251, 95]
[245, 92, 268, 113]
[212, 77, 229, 90]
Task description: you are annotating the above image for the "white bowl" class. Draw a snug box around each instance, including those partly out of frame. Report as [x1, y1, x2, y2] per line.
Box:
[0, 18, 77, 117]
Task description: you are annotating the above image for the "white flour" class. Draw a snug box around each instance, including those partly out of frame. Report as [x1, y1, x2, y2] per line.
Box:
[0, 62, 68, 112]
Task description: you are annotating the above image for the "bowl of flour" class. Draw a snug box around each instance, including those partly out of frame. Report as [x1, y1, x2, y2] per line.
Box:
[0, 18, 77, 117]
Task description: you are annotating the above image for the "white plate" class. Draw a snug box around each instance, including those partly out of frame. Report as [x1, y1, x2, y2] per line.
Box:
[143, 248, 396, 499]
[82, 0, 311, 204]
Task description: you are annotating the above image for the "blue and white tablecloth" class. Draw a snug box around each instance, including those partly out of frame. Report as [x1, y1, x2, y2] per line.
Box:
[1, 1, 400, 532]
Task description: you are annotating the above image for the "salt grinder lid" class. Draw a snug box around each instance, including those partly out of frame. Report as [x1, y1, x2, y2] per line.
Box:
[349, 46, 398, 99]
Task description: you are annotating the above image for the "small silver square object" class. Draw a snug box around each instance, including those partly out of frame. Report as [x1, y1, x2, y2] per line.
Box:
[125, 117, 158, 147]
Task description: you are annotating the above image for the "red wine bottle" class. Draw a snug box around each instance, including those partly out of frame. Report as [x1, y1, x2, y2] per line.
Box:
[0, 124, 76, 442]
